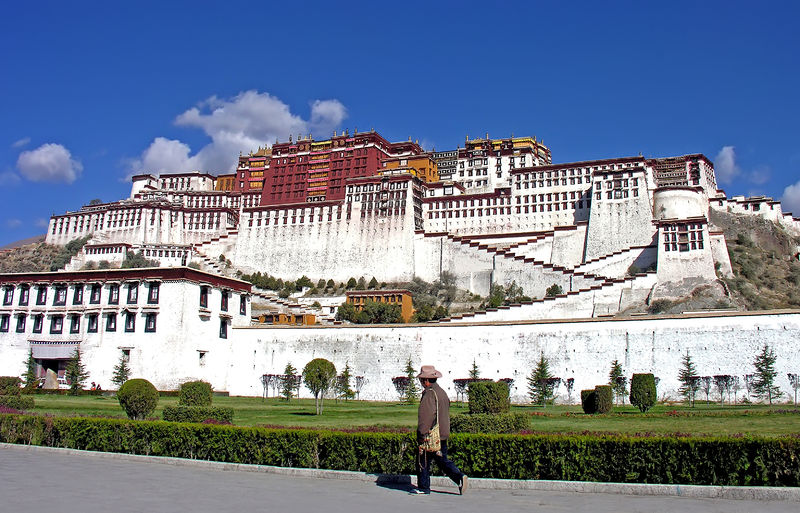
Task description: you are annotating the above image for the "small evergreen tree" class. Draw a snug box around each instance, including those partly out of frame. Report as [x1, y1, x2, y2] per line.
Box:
[336, 362, 355, 401]
[317, 278, 326, 289]
[469, 359, 480, 379]
[356, 276, 367, 290]
[752, 344, 781, 404]
[368, 277, 379, 289]
[346, 277, 357, 289]
[788, 373, 800, 406]
[111, 352, 131, 387]
[608, 359, 627, 405]
[280, 362, 298, 401]
[22, 350, 38, 390]
[678, 351, 699, 407]
[528, 353, 554, 406]
[65, 348, 89, 395]
[545, 283, 563, 297]
[404, 358, 419, 404]
[325, 279, 335, 290]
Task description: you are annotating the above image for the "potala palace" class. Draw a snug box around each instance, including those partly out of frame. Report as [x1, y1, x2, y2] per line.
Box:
[2, 130, 800, 402]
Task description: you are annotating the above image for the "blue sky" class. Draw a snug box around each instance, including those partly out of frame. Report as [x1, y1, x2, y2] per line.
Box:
[1, 1, 799, 247]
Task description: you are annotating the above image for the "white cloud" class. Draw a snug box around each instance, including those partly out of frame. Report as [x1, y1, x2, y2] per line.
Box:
[12, 137, 30, 148]
[35, 218, 49, 228]
[130, 90, 347, 175]
[16, 143, 82, 183]
[0, 171, 21, 185]
[6, 219, 22, 229]
[714, 146, 740, 184]
[781, 180, 800, 215]
[748, 165, 771, 185]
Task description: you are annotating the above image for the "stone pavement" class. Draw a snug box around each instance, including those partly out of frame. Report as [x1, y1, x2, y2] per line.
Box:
[1, 444, 797, 513]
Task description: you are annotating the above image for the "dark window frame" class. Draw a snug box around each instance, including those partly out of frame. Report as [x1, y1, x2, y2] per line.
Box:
[221, 290, 228, 312]
[72, 284, 84, 305]
[219, 318, 227, 339]
[50, 315, 63, 334]
[147, 282, 160, 304]
[2, 287, 12, 306]
[109, 284, 119, 305]
[89, 284, 101, 304]
[106, 313, 117, 332]
[200, 286, 209, 308]
[16, 314, 26, 333]
[145, 313, 157, 333]
[69, 314, 80, 334]
[87, 314, 98, 333]
[0, 314, 9, 332]
[124, 312, 135, 332]
[239, 294, 247, 315]
[18, 286, 29, 306]
[32, 314, 43, 334]
[127, 283, 138, 304]
[53, 286, 67, 306]
[36, 287, 47, 306]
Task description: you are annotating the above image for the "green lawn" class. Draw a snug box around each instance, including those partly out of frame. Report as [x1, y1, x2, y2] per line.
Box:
[26, 395, 800, 436]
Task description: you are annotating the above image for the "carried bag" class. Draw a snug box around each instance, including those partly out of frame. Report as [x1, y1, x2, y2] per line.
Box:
[420, 390, 441, 452]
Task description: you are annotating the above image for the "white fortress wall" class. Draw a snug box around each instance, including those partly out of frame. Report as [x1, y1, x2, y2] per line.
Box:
[233, 202, 417, 283]
[709, 232, 734, 277]
[584, 168, 656, 261]
[549, 225, 588, 268]
[226, 311, 800, 403]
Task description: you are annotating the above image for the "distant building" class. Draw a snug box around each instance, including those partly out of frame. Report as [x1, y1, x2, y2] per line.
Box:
[345, 289, 414, 323]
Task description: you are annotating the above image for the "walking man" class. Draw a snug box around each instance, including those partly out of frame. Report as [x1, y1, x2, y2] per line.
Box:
[412, 365, 468, 495]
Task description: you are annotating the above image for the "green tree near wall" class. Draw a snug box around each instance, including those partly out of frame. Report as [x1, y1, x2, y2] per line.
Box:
[65, 348, 89, 395]
[336, 362, 355, 401]
[609, 360, 627, 405]
[111, 352, 131, 387]
[528, 353, 555, 406]
[22, 350, 38, 391]
[403, 359, 419, 404]
[678, 352, 699, 407]
[469, 359, 480, 379]
[302, 358, 336, 414]
[752, 344, 781, 404]
[280, 362, 299, 401]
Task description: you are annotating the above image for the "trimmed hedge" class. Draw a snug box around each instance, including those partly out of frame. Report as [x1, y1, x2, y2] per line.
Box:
[0, 396, 34, 410]
[451, 413, 529, 434]
[0, 377, 22, 396]
[163, 406, 234, 424]
[178, 381, 213, 407]
[1, 413, 799, 486]
[467, 381, 510, 414]
[594, 385, 613, 414]
[630, 373, 657, 413]
[580, 389, 596, 414]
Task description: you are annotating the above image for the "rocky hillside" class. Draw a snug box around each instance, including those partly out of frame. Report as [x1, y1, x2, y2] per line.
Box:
[0, 235, 90, 273]
[710, 210, 800, 310]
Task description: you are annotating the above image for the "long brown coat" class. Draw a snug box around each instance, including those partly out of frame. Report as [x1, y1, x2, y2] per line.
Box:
[417, 382, 451, 442]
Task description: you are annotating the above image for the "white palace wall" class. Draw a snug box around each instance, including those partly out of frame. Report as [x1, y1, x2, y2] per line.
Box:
[226, 311, 800, 403]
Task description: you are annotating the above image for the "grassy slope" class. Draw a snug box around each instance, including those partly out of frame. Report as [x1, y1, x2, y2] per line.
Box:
[0, 242, 63, 273]
[28, 395, 800, 437]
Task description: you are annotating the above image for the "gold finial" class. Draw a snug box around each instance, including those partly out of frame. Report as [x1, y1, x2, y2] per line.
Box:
[289, 134, 292, 142]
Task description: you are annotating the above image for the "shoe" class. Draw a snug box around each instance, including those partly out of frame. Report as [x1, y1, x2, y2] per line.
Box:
[409, 488, 430, 495]
[459, 475, 468, 495]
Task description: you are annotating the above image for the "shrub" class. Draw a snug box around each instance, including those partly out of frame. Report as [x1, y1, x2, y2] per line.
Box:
[0, 395, 34, 410]
[594, 385, 613, 414]
[117, 379, 159, 420]
[0, 377, 22, 396]
[630, 373, 657, 413]
[178, 380, 213, 406]
[451, 413, 529, 434]
[2, 414, 800, 486]
[162, 405, 233, 424]
[648, 299, 674, 314]
[468, 381, 510, 414]
[580, 389, 596, 414]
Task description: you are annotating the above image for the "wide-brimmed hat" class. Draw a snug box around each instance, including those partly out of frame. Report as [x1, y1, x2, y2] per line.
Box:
[417, 365, 443, 379]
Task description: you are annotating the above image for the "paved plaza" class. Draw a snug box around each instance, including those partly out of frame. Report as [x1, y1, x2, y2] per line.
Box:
[0, 445, 797, 513]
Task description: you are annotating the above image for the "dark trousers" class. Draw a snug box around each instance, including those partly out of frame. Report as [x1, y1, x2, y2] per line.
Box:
[416, 440, 464, 491]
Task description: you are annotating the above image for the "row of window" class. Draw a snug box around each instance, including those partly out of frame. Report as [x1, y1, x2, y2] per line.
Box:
[1, 311, 157, 334]
[2, 282, 159, 308]
[198, 286, 247, 315]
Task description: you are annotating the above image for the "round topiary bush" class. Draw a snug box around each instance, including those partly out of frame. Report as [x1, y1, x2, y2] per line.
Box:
[468, 381, 510, 414]
[117, 378, 159, 420]
[178, 380, 213, 406]
[594, 385, 613, 414]
[629, 373, 657, 413]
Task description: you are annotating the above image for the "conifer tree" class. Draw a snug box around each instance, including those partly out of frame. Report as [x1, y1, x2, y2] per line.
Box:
[678, 351, 699, 406]
[111, 352, 131, 387]
[469, 359, 480, 379]
[752, 344, 781, 404]
[22, 349, 38, 390]
[608, 359, 627, 405]
[404, 358, 419, 404]
[65, 348, 89, 395]
[280, 362, 298, 401]
[337, 362, 355, 401]
[528, 352, 554, 406]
